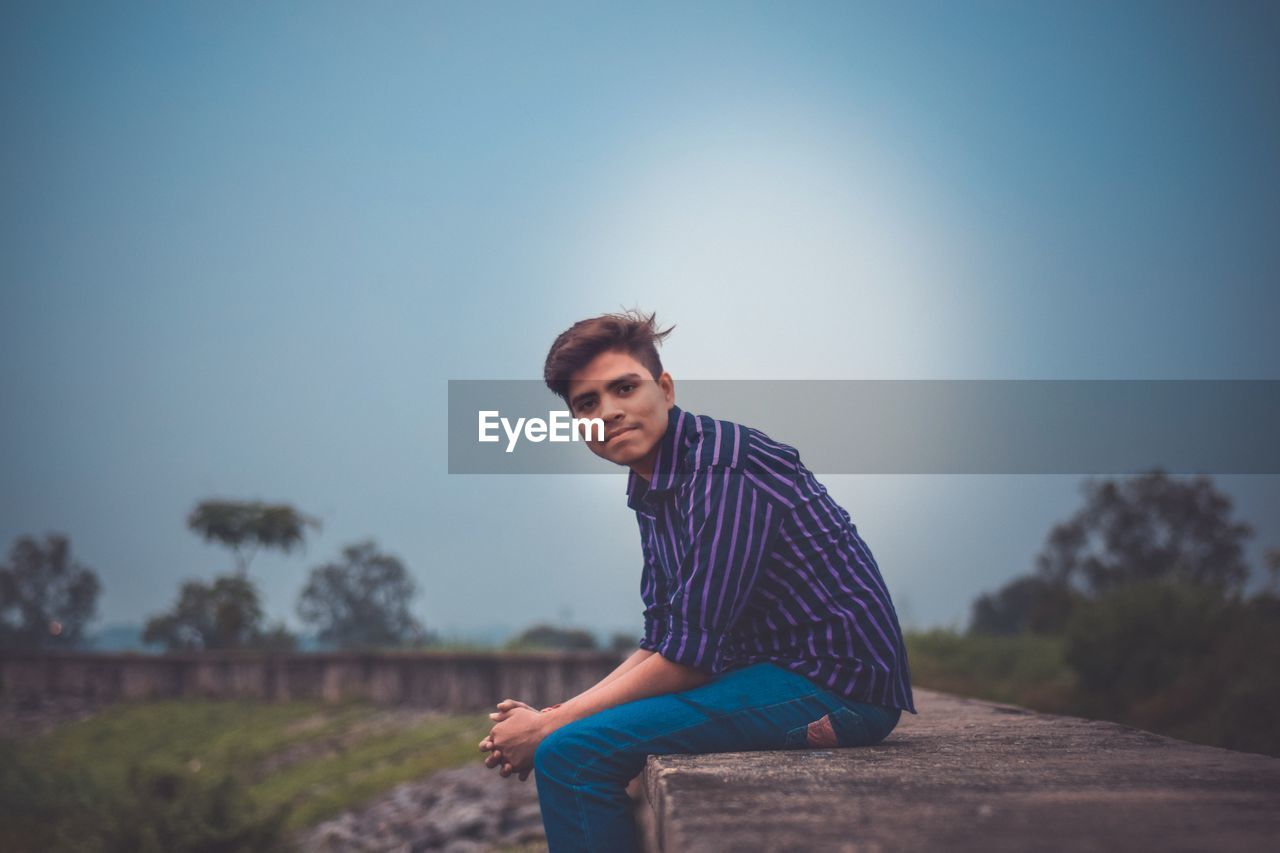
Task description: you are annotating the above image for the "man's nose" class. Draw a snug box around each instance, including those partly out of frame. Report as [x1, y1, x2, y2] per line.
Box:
[599, 396, 626, 423]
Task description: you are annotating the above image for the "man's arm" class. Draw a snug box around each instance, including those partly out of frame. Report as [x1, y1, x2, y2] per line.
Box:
[540, 651, 709, 733]
[510, 648, 654, 715]
[481, 648, 701, 779]
[481, 648, 654, 762]
[553, 646, 654, 707]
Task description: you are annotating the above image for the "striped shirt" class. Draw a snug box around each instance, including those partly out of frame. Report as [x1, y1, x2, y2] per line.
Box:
[629, 405, 916, 714]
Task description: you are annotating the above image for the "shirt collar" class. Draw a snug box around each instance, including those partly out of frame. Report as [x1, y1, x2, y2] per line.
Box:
[625, 405, 690, 511]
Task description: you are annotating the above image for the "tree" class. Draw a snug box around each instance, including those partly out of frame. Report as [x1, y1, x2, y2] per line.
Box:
[1264, 547, 1280, 595]
[608, 631, 639, 653]
[0, 533, 101, 650]
[296, 541, 425, 649]
[186, 500, 320, 577]
[505, 624, 598, 651]
[969, 576, 1081, 636]
[1035, 470, 1252, 596]
[143, 575, 295, 652]
[970, 470, 1254, 635]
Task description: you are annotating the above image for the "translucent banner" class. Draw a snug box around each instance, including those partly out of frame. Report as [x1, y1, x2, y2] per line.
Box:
[447, 380, 1280, 475]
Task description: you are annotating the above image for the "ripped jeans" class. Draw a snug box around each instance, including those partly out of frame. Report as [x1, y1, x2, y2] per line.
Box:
[533, 661, 902, 853]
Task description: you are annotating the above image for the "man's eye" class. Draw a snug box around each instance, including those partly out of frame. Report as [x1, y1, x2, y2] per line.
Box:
[578, 400, 595, 412]
[619, 384, 635, 393]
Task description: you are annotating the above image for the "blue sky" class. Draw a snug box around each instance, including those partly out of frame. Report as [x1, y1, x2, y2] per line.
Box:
[2, 1, 1278, 640]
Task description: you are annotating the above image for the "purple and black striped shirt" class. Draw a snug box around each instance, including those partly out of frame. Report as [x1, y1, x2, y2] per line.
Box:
[629, 405, 916, 714]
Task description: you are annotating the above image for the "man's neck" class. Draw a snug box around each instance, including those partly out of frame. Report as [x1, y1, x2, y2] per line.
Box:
[630, 456, 655, 483]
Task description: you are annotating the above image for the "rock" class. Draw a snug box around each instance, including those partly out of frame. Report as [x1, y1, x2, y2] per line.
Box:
[295, 762, 545, 852]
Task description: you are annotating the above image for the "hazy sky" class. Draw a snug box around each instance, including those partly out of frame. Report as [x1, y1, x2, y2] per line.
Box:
[3, 1, 1278, 641]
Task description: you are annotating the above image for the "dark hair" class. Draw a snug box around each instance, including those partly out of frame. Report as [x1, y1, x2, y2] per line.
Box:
[544, 310, 675, 404]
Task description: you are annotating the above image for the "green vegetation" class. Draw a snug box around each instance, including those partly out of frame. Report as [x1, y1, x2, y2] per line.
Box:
[505, 623, 600, 651]
[905, 628, 1076, 711]
[0, 699, 491, 853]
[954, 471, 1280, 759]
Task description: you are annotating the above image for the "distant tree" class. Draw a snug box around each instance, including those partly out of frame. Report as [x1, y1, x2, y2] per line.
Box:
[1265, 547, 1280, 595]
[969, 576, 1081, 636]
[187, 500, 320, 577]
[607, 631, 639, 653]
[1036, 470, 1253, 596]
[143, 575, 295, 651]
[0, 533, 101, 649]
[506, 623, 598, 651]
[971, 471, 1254, 635]
[296, 541, 424, 649]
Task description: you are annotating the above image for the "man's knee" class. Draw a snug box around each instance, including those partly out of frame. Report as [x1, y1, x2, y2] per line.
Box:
[535, 719, 643, 785]
[534, 723, 581, 782]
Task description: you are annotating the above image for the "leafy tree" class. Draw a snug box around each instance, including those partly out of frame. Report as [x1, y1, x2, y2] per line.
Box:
[970, 576, 1081, 636]
[1264, 546, 1280, 594]
[506, 623, 598, 651]
[0, 533, 101, 649]
[186, 500, 320, 577]
[143, 576, 295, 652]
[1036, 470, 1252, 596]
[971, 470, 1253, 635]
[296, 540, 425, 649]
[608, 631, 639, 653]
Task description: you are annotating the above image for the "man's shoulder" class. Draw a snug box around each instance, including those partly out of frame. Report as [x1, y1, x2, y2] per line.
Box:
[680, 411, 803, 480]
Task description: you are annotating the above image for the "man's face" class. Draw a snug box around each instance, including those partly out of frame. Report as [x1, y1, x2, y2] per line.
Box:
[565, 349, 675, 480]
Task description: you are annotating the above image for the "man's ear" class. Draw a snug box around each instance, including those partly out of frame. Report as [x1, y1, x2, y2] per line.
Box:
[659, 372, 675, 408]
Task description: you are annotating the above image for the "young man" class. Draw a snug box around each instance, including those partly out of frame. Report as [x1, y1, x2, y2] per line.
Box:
[479, 311, 915, 852]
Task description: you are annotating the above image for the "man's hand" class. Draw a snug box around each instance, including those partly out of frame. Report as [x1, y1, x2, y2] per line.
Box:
[483, 702, 549, 782]
[478, 699, 539, 781]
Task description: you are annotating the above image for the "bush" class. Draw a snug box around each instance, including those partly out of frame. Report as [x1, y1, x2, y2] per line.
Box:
[87, 761, 293, 853]
[1064, 583, 1280, 756]
[1063, 581, 1231, 718]
[904, 628, 1074, 709]
[0, 743, 293, 853]
[505, 623, 598, 651]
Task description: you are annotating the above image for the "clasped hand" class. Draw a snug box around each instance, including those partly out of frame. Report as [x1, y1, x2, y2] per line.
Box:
[478, 698, 546, 782]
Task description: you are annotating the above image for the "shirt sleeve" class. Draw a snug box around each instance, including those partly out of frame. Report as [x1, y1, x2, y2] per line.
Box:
[638, 521, 669, 652]
[639, 603, 669, 652]
[654, 466, 779, 673]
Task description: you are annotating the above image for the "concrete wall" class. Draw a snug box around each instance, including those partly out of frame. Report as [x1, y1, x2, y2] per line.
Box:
[0, 650, 625, 711]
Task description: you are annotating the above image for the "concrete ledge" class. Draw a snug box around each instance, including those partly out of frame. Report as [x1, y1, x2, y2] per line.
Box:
[641, 687, 1280, 852]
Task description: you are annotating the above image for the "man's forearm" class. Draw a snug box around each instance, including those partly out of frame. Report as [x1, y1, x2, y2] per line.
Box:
[586, 647, 655, 694]
[548, 647, 654, 709]
[542, 652, 710, 731]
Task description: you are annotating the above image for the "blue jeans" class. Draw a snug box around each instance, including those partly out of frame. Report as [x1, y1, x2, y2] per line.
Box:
[533, 661, 902, 852]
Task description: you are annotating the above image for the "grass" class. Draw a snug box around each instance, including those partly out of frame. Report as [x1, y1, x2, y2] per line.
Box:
[16, 698, 493, 834]
[252, 713, 482, 829]
[904, 628, 1077, 712]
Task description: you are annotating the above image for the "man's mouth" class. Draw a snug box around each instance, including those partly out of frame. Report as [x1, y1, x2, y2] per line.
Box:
[605, 426, 636, 444]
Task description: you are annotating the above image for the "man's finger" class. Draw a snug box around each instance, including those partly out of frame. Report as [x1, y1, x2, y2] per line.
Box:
[519, 769, 531, 782]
